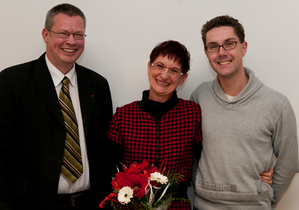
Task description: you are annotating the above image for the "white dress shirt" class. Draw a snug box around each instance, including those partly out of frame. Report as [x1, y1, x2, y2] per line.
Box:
[45, 54, 90, 194]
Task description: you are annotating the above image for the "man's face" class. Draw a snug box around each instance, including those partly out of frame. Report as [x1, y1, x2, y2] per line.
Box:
[204, 26, 247, 79]
[42, 13, 85, 73]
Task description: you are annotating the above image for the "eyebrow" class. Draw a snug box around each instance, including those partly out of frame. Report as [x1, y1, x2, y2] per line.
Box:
[207, 38, 238, 45]
[57, 29, 85, 34]
[155, 61, 180, 70]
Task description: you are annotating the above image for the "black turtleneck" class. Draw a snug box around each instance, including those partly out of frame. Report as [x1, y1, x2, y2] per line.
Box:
[137, 90, 179, 122]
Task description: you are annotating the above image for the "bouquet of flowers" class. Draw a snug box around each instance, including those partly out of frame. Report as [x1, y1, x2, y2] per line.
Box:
[99, 159, 184, 210]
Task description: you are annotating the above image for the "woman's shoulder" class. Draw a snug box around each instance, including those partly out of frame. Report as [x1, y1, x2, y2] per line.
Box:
[178, 98, 200, 107]
[115, 101, 140, 113]
[177, 98, 201, 113]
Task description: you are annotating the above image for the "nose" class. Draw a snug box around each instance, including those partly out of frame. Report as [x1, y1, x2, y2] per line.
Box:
[66, 34, 77, 44]
[161, 68, 170, 79]
[218, 45, 227, 55]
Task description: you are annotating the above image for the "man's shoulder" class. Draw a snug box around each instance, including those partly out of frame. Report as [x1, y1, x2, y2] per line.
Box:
[256, 80, 287, 99]
[75, 63, 109, 85]
[190, 81, 213, 101]
[76, 63, 105, 78]
[246, 67, 289, 102]
[0, 56, 44, 82]
[2, 57, 40, 74]
[260, 84, 291, 107]
[195, 81, 213, 91]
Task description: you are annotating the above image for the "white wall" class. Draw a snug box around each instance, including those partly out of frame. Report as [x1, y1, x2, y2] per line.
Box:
[1, 0, 299, 209]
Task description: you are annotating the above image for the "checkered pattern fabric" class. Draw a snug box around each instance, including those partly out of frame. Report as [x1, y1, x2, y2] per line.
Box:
[107, 98, 202, 183]
[169, 200, 191, 210]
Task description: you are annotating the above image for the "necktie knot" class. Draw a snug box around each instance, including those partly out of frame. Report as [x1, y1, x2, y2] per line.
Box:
[62, 77, 70, 87]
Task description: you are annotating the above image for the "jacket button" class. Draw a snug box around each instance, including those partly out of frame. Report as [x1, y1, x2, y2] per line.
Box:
[61, 133, 65, 139]
[57, 161, 62, 165]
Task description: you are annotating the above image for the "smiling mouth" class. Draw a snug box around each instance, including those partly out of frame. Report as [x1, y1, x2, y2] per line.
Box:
[157, 80, 169, 86]
[218, 61, 231, 65]
[63, 48, 75, 53]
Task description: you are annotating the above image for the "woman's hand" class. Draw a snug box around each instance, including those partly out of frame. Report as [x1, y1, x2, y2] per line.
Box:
[260, 167, 274, 186]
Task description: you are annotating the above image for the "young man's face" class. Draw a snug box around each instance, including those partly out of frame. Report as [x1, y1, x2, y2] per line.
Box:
[204, 26, 247, 79]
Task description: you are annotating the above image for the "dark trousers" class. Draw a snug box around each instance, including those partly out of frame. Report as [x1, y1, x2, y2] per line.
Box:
[55, 190, 94, 210]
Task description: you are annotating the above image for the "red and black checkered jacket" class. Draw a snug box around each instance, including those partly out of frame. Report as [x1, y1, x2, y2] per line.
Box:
[107, 98, 202, 210]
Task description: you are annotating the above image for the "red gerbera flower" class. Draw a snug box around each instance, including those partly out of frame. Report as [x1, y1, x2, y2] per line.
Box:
[122, 169, 149, 198]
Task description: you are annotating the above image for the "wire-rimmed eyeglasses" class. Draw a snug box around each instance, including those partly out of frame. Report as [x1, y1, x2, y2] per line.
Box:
[47, 29, 86, 40]
[151, 63, 183, 77]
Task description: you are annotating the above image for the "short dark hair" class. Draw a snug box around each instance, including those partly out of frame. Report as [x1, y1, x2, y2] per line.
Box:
[201, 15, 245, 48]
[149, 40, 190, 75]
[45, 3, 86, 30]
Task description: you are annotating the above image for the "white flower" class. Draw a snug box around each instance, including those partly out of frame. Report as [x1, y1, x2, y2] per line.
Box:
[150, 172, 168, 184]
[118, 186, 134, 204]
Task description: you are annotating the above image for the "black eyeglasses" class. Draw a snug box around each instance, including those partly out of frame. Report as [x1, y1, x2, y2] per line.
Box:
[47, 29, 86, 40]
[205, 41, 243, 53]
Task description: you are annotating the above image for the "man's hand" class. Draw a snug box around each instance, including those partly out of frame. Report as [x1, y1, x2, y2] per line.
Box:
[260, 167, 274, 186]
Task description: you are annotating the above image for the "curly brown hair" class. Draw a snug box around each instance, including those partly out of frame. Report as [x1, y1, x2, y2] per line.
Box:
[201, 15, 245, 48]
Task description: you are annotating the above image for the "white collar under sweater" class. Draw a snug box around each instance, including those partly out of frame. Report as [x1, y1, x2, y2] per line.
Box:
[213, 67, 263, 103]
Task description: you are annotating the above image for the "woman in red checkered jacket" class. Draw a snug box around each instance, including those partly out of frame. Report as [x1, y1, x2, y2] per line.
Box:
[105, 40, 273, 210]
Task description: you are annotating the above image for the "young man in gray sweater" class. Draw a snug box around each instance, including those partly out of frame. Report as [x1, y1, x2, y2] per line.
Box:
[191, 15, 299, 210]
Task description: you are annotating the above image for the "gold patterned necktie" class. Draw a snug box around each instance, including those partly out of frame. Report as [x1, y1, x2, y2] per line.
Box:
[59, 77, 83, 183]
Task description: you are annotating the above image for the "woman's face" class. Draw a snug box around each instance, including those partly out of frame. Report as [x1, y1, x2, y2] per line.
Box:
[147, 55, 188, 102]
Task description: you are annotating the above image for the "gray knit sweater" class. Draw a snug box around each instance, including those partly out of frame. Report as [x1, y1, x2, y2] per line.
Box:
[190, 68, 298, 210]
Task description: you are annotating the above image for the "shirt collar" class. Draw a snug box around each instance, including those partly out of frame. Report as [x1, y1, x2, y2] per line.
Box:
[45, 54, 77, 88]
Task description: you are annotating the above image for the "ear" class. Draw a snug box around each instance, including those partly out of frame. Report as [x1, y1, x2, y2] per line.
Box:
[204, 48, 208, 57]
[179, 73, 188, 86]
[242, 41, 248, 57]
[147, 61, 151, 76]
[42, 28, 49, 43]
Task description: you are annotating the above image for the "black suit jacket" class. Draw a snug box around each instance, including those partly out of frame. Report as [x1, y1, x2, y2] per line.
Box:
[0, 54, 113, 210]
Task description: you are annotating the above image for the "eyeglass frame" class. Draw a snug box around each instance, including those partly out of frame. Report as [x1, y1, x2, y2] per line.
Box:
[46, 28, 87, 40]
[151, 63, 184, 76]
[205, 41, 244, 53]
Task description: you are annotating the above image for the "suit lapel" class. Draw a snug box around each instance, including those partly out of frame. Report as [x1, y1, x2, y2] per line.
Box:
[35, 53, 64, 127]
[76, 65, 95, 137]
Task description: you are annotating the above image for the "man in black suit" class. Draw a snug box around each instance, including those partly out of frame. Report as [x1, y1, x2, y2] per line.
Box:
[0, 3, 112, 210]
